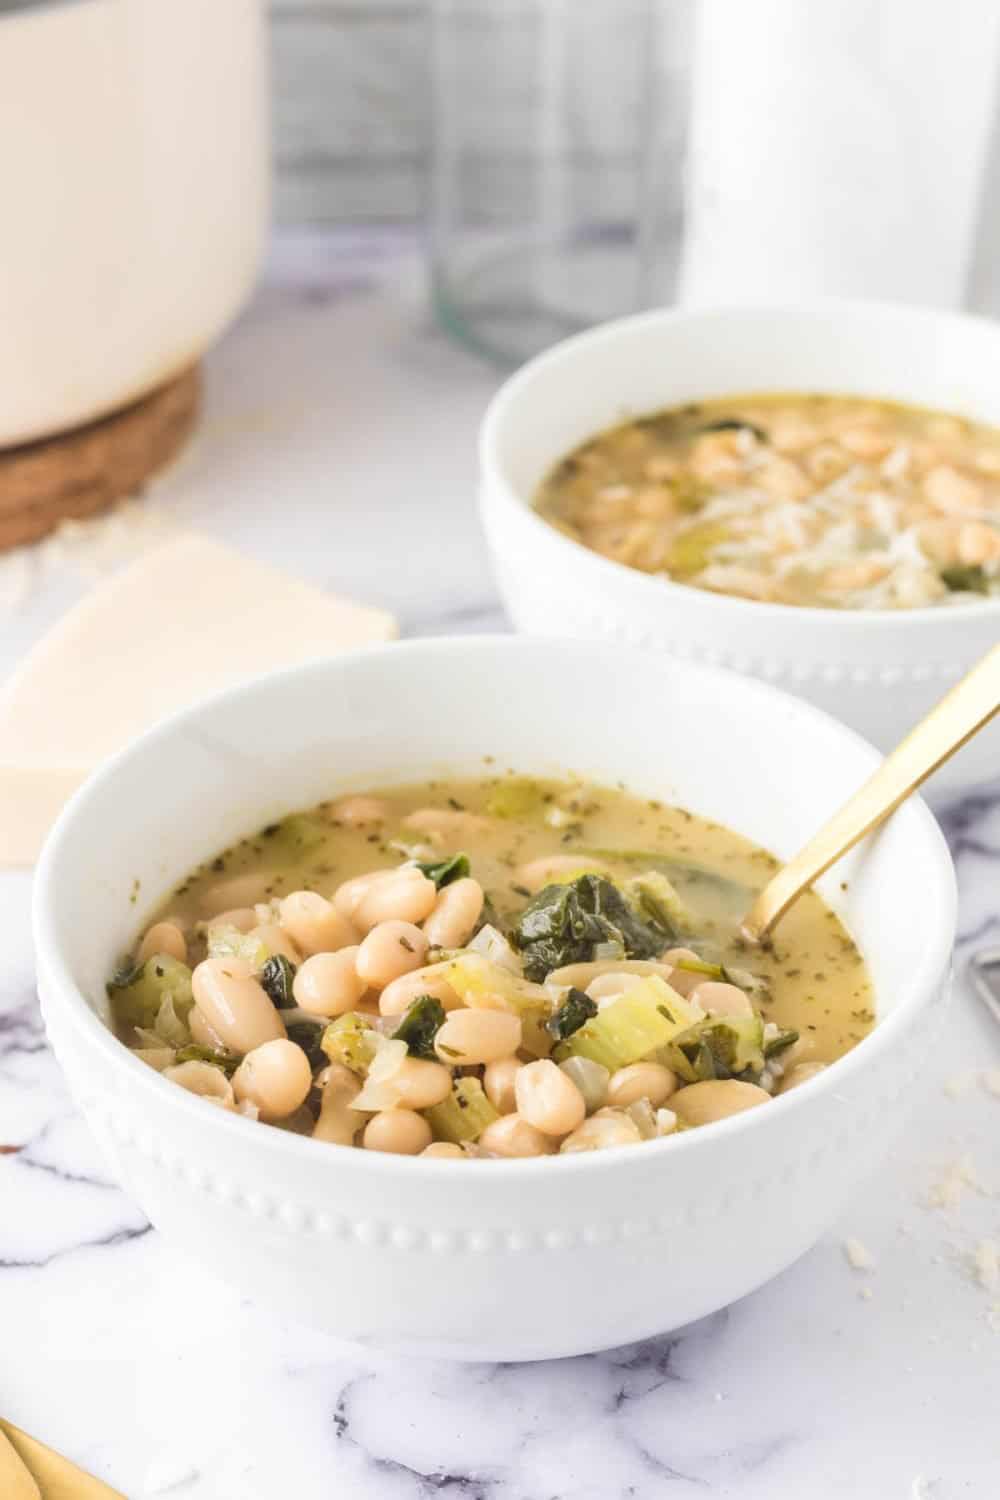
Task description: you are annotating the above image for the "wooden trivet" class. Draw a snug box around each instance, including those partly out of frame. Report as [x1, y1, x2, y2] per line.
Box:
[0, 365, 200, 551]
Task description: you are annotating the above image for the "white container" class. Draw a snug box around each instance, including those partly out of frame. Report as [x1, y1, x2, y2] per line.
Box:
[34, 638, 955, 1361]
[480, 301, 1000, 791]
[0, 0, 268, 447]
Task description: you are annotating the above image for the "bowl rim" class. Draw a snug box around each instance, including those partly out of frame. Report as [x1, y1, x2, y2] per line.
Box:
[479, 297, 1000, 629]
[33, 634, 957, 1181]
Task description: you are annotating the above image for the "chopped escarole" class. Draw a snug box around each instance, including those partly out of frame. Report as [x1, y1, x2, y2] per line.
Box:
[512, 874, 675, 982]
[424, 1077, 498, 1143]
[623, 869, 692, 936]
[667, 1015, 765, 1084]
[553, 975, 703, 1071]
[107, 954, 194, 1030]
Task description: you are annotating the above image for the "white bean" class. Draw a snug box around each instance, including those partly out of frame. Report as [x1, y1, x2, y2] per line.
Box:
[363, 1109, 432, 1155]
[279, 891, 357, 956]
[421, 1142, 466, 1159]
[200, 871, 277, 918]
[356, 870, 437, 931]
[206, 906, 258, 935]
[559, 1111, 642, 1153]
[586, 972, 644, 1001]
[515, 854, 609, 893]
[483, 1056, 523, 1114]
[423, 877, 484, 950]
[478, 1114, 554, 1157]
[191, 958, 286, 1055]
[188, 1005, 228, 1052]
[391, 1057, 453, 1110]
[232, 1038, 312, 1121]
[329, 795, 389, 827]
[547, 958, 676, 989]
[434, 1008, 522, 1066]
[670, 1080, 770, 1126]
[514, 1059, 586, 1137]
[779, 1062, 827, 1094]
[313, 1063, 363, 1145]
[293, 948, 366, 1017]
[137, 921, 187, 965]
[688, 981, 753, 1019]
[332, 869, 396, 921]
[251, 923, 302, 964]
[606, 1062, 677, 1109]
[356, 920, 429, 988]
[378, 965, 462, 1017]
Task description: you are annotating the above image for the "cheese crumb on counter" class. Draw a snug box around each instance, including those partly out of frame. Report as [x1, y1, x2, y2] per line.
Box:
[924, 1155, 989, 1210]
[843, 1237, 876, 1271]
[971, 1239, 999, 1290]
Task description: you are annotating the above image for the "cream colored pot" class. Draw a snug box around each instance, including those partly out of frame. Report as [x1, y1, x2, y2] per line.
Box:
[0, 0, 268, 446]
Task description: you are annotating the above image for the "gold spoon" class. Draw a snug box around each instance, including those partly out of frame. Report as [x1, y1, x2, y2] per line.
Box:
[741, 641, 1000, 945]
[0, 1420, 125, 1499]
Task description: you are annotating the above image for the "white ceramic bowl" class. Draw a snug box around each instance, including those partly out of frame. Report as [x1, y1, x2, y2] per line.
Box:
[480, 301, 1000, 792]
[34, 638, 955, 1361]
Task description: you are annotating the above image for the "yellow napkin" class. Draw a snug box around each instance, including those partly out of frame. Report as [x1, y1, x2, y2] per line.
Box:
[0, 1421, 124, 1499]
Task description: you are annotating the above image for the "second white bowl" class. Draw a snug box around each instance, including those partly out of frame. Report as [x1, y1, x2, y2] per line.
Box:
[480, 300, 1000, 791]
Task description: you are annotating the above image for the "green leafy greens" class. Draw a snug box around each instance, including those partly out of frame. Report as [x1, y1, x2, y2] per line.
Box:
[940, 564, 990, 595]
[392, 994, 447, 1058]
[258, 954, 297, 1009]
[512, 874, 674, 982]
[545, 986, 598, 1042]
[417, 853, 471, 888]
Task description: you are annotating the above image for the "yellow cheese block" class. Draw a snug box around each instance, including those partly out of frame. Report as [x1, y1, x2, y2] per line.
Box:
[0, 1421, 124, 1498]
[0, 533, 397, 865]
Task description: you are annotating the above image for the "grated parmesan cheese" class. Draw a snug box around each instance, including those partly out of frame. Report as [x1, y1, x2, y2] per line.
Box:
[924, 1155, 988, 1210]
[843, 1237, 876, 1271]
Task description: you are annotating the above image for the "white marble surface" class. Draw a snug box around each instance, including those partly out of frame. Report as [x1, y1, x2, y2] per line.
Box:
[2, 234, 1000, 1499]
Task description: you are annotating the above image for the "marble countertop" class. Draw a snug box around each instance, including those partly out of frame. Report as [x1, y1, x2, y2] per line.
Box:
[2, 233, 999, 1500]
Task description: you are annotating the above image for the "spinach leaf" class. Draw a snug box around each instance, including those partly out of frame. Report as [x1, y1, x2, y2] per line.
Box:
[392, 995, 447, 1058]
[546, 987, 598, 1042]
[940, 564, 990, 594]
[259, 954, 297, 1009]
[513, 874, 671, 982]
[417, 853, 471, 888]
[286, 1022, 328, 1072]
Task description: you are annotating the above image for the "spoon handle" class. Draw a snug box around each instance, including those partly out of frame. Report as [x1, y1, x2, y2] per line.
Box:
[742, 641, 1000, 944]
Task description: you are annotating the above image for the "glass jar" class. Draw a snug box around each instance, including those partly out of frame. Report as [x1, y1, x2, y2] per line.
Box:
[429, 0, 691, 364]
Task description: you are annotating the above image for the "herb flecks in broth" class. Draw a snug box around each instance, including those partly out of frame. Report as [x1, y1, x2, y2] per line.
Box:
[536, 393, 1000, 609]
[109, 777, 873, 1156]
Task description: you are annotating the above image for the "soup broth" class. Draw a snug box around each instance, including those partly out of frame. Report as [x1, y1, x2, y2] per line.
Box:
[109, 775, 874, 1156]
[536, 393, 1000, 609]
